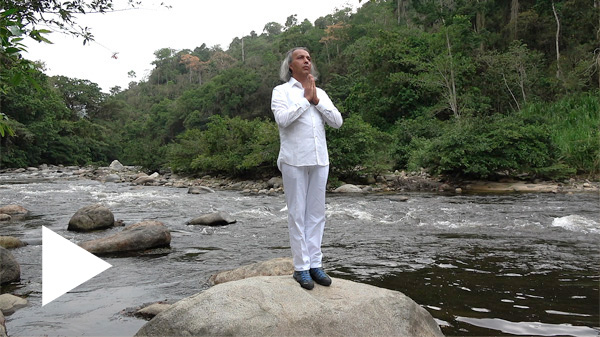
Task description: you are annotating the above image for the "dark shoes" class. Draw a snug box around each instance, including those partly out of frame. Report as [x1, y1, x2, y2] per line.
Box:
[309, 267, 332, 286]
[293, 270, 314, 290]
[293, 268, 333, 289]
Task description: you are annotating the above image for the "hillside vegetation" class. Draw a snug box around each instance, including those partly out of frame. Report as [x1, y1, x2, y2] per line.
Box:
[1, 0, 598, 183]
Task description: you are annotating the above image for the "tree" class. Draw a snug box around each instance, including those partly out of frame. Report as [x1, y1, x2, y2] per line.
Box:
[0, 0, 153, 141]
[551, 1, 562, 81]
[50, 76, 105, 118]
[285, 14, 298, 30]
[319, 22, 349, 63]
[263, 22, 283, 37]
[180, 54, 208, 84]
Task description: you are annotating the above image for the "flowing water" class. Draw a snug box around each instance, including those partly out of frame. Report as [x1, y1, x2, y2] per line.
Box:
[0, 170, 598, 336]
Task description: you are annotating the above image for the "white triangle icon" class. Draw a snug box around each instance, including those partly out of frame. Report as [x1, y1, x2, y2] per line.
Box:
[42, 226, 112, 306]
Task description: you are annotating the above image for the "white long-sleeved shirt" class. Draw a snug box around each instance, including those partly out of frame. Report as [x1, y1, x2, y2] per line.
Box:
[271, 77, 343, 170]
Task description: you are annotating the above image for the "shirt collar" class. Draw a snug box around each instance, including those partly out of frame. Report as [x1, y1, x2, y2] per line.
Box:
[288, 77, 302, 89]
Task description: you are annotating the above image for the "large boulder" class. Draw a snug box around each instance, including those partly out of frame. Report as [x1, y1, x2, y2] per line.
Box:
[68, 204, 115, 232]
[186, 212, 236, 226]
[0, 247, 20, 284]
[135, 276, 443, 337]
[0, 205, 28, 216]
[109, 160, 124, 171]
[79, 220, 171, 255]
[208, 257, 293, 285]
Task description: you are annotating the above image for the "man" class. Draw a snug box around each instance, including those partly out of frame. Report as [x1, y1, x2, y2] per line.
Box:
[271, 47, 343, 290]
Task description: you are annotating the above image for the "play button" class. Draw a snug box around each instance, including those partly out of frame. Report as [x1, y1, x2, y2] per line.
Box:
[42, 226, 112, 306]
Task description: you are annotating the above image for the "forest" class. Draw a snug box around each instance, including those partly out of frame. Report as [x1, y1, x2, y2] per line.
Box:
[1, 0, 599, 184]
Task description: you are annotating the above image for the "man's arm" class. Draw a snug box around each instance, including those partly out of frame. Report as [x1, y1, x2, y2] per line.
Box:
[271, 85, 311, 128]
[314, 89, 343, 129]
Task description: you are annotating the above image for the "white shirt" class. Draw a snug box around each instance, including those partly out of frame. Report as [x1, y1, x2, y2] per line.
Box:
[271, 78, 343, 170]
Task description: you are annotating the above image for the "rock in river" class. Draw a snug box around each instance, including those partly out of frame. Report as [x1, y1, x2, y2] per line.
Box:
[135, 276, 443, 337]
[0, 247, 20, 285]
[67, 204, 115, 232]
[79, 221, 171, 255]
[186, 211, 236, 226]
[0, 205, 28, 216]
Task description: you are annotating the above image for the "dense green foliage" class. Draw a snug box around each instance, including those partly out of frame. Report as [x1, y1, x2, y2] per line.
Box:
[2, 0, 599, 182]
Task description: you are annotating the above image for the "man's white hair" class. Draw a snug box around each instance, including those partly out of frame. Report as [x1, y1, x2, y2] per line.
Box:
[279, 47, 319, 82]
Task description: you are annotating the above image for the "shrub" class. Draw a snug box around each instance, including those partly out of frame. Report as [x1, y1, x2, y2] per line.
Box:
[521, 92, 599, 175]
[167, 115, 278, 176]
[327, 114, 393, 180]
[391, 114, 446, 170]
[409, 114, 573, 180]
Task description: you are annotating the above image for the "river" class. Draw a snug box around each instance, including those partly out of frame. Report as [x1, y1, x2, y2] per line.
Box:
[0, 169, 598, 336]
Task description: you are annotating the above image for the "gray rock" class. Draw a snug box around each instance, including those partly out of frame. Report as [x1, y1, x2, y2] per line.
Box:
[104, 174, 121, 183]
[267, 177, 283, 189]
[79, 220, 171, 255]
[0, 247, 20, 284]
[389, 195, 409, 202]
[0, 215, 10, 222]
[208, 257, 293, 285]
[68, 204, 115, 232]
[0, 311, 6, 337]
[133, 175, 155, 185]
[333, 184, 363, 193]
[187, 186, 215, 194]
[0, 205, 28, 215]
[136, 303, 173, 319]
[0, 237, 26, 249]
[135, 276, 443, 337]
[0, 294, 27, 315]
[186, 212, 236, 226]
[109, 160, 124, 171]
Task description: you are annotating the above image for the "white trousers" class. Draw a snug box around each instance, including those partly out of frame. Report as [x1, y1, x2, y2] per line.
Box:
[281, 163, 329, 271]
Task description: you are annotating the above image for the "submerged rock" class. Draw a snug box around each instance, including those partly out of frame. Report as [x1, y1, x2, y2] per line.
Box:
[186, 211, 236, 226]
[135, 276, 443, 337]
[187, 186, 215, 194]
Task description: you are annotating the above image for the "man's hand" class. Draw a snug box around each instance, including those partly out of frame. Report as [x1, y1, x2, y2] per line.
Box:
[303, 75, 320, 105]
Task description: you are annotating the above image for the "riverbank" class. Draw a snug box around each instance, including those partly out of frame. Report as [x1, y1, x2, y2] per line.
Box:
[0, 162, 598, 194]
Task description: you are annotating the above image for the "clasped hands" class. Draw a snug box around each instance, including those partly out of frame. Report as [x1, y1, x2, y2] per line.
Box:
[303, 75, 320, 106]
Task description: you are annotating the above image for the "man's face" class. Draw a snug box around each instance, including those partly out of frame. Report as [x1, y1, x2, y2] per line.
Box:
[289, 49, 312, 80]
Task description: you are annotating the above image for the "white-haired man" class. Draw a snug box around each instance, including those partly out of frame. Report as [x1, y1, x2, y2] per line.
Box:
[271, 47, 343, 290]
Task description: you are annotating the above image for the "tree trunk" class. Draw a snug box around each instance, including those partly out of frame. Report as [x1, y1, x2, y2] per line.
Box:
[476, 0, 486, 50]
[594, 0, 600, 88]
[241, 38, 245, 63]
[510, 0, 519, 40]
[552, 1, 562, 80]
[445, 27, 459, 118]
[398, 0, 409, 25]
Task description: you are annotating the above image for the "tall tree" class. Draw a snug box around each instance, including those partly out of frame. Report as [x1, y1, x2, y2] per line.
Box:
[0, 0, 156, 140]
[551, 1, 562, 80]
